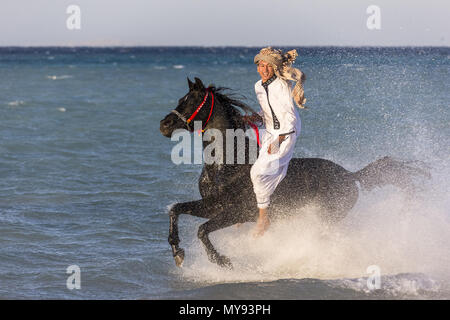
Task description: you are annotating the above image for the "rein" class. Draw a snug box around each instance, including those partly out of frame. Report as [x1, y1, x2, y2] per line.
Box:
[247, 121, 262, 147]
[171, 89, 214, 133]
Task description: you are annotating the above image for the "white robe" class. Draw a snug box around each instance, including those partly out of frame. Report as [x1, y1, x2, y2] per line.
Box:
[250, 77, 301, 209]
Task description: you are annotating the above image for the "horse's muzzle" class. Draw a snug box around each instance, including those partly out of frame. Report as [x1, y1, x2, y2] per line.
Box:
[160, 116, 175, 138]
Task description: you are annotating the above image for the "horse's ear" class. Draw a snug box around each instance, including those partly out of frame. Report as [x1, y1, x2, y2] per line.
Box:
[187, 77, 194, 91]
[194, 77, 205, 90]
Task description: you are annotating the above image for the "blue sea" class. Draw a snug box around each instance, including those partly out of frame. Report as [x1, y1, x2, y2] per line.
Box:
[0, 47, 449, 299]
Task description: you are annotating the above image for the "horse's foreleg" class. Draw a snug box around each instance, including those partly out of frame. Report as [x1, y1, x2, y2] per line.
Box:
[168, 199, 217, 267]
[168, 207, 184, 267]
[197, 213, 240, 269]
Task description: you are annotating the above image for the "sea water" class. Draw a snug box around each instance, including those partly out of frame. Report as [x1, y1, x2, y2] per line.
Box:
[0, 47, 449, 299]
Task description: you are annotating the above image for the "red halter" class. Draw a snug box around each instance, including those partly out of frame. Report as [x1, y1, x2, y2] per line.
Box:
[186, 89, 215, 132]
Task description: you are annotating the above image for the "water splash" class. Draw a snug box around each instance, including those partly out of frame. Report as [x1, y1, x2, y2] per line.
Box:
[180, 166, 450, 298]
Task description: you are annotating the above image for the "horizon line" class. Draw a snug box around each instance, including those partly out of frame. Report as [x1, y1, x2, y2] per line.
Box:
[0, 45, 449, 48]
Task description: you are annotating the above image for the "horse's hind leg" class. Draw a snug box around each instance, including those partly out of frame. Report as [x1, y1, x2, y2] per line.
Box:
[168, 199, 216, 267]
[198, 212, 241, 269]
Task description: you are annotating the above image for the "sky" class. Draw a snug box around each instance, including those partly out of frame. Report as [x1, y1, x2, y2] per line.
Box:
[1, 0, 449, 46]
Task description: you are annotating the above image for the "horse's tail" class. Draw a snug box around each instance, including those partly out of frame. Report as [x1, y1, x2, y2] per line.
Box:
[352, 156, 431, 192]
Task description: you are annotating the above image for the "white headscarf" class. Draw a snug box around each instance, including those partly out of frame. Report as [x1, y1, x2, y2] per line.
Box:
[254, 47, 307, 109]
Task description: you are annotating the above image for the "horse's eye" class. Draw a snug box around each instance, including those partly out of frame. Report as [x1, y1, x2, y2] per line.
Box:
[178, 95, 189, 104]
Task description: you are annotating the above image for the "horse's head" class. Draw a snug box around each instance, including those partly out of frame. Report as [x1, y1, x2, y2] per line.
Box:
[160, 77, 212, 138]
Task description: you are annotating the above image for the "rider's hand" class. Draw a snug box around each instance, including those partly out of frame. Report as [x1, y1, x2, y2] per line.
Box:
[243, 114, 263, 125]
[268, 135, 286, 154]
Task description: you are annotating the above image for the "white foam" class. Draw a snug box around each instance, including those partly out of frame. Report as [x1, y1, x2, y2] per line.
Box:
[46, 75, 73, 80]
[334, 273, 440, 297]
[7, 100, 25, 106]
[173, 65, 185, 69]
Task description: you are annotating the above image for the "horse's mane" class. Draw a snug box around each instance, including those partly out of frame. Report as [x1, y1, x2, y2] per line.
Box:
[208, 86, 261, 129]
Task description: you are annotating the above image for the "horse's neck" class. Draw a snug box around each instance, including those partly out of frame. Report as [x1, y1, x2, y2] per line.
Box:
[200, 101, 250, 170]
[201, 101, 243, 153]
[198, 101, 254, 193]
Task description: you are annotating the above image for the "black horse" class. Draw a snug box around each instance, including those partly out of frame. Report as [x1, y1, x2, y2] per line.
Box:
[160, 77, 429, 269]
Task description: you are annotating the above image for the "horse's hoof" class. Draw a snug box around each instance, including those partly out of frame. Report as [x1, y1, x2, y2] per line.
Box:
[216, 255, 233, 269]
[174, 249, 185, 267]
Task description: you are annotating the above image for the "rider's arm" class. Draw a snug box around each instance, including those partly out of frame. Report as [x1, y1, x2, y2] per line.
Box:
[274, 80, 298, 137]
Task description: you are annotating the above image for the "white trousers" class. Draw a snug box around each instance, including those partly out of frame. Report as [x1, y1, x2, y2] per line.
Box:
[250, 131, 298, 209]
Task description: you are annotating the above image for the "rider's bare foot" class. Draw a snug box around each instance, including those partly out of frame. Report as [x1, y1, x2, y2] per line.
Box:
[253, 214, 270, 238]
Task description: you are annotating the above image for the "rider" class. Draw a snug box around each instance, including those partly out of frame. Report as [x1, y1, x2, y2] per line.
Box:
[250, 47, 306, 237]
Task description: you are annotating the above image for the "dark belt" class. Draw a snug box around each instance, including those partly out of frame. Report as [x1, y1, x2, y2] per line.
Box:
[279, 130, 295, 137]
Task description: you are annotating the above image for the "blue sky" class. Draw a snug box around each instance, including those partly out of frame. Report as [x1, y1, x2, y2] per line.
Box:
[1, 0, 449, 46]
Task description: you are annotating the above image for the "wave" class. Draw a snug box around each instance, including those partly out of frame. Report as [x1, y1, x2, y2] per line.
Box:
[46, 75, 73, 80]
[161, 273, 446, 299]
[6, 100, 25, 106]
